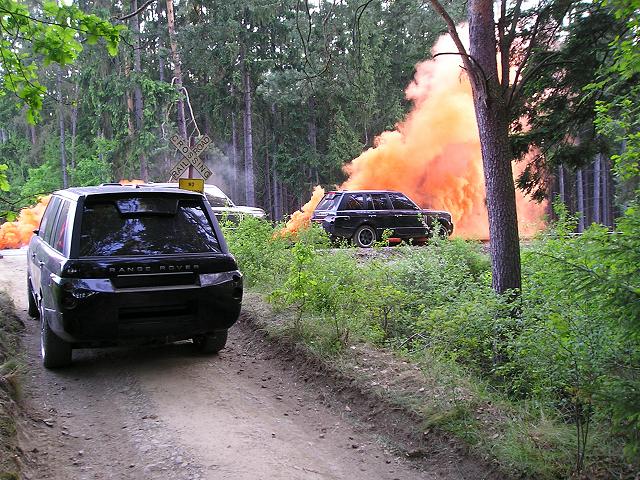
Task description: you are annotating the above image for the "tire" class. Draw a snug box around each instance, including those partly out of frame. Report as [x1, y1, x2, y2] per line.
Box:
[27, 279, 39, 318]
[353, 225, 376, 248]
[193, 330, 228, 354]
[436, 222, 450, 239]
[41, 317, 72, 369]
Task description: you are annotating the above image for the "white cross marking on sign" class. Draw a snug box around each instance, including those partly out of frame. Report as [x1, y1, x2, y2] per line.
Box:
[169, 134, 213, 180]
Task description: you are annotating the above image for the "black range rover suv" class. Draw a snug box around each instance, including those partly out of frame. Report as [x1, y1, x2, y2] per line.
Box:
[27, 185, 243, 368]
[311, 190, 453, 247]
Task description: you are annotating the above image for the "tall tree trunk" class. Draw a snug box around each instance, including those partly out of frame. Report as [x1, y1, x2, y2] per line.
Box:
[593, 155, 601, 224]
[29, 125, 36, 145]
[132, 0, 148, 181]
[558, 164, 565, 205]
[468, 0, 521, 293]
[166, 0, 187, 139]
[307, 96, 319, 184]
[57, 69, 68, 188]
[602, 156, 611, 227]
[157, 1, 166, 82]
[230, 84, 239, 201]
[70, 81, 79, 170]
[241, 49, 255, 207]
[265, 140, 273, 217]
[124, 56, 135, 136]
[231, 111, 240, 202]
[273, 170, 281, 221]
[577, 168, 585, 232]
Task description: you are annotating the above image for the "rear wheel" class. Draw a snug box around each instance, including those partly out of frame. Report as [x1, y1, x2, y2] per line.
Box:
[353, 225, 376, 248]
[193, 330, 228, 354]
[41, 317, 72, 369]
[436, 222, 450, 239]
[27, 279, 39, 318]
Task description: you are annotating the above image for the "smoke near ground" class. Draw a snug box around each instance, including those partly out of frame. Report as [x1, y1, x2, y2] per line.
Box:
[282, 29, 546, 239]
[0, 197, 49, 249]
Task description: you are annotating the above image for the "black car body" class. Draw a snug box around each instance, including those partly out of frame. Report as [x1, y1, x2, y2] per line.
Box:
[311, 190, 453, 247]
[27, 185, 243, 368]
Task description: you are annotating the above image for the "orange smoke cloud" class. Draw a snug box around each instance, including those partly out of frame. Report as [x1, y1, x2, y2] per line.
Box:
[0, 196, 50, 249]
[341, 32, 545, 238]
[279, 185, 325, 236]
[281, 28, 546, 239]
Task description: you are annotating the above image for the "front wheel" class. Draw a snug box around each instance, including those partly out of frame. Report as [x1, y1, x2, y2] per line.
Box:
[193, 330, 228, 354]
[41, 318, 72, 369]
[436, 222, 451, 239]
[353, 225, 376, 248]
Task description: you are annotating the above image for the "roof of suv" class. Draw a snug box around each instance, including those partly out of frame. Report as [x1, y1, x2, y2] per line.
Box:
[327, 190, 404, 194]
[55, 185, 204, 200]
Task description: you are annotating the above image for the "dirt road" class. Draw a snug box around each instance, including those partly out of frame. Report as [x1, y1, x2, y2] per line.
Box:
[1, 250, 490, 480]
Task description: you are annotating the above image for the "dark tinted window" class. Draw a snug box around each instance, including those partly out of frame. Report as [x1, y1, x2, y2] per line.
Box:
[370, 194, 391, 210]
[316, 193, 341, 211]
[389, 193, 419, 210]
[79, 197, 220, 256]
[41, 196, 62, 245]
[51, 201, 70, 253]
[340, 193, 366, 211]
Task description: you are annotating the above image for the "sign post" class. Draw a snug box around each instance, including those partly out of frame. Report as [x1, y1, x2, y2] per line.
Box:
[168, 134, 212, 192]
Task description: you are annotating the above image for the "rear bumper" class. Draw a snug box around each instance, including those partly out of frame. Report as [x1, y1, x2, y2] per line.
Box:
[45, 279, 242, 344]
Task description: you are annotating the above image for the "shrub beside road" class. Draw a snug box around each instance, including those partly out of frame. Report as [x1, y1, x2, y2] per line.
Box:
[225, 213, 640, 479]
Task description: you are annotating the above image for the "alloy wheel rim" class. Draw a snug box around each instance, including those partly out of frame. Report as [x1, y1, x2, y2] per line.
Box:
[359, 229, 374, 246]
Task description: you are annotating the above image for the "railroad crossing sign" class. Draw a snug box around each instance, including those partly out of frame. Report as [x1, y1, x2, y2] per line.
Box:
[169, 134, 213, 181]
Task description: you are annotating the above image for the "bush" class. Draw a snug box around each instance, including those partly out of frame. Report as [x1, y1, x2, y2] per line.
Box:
[228, 216, 640, 474]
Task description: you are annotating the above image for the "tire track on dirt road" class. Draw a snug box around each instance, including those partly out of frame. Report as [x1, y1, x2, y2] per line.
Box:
[1, 250, 496, 479]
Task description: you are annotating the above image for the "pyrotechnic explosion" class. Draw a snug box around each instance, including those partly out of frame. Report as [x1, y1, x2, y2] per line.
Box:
[281, 29, 546, 239]
[0, 196, 50, 249]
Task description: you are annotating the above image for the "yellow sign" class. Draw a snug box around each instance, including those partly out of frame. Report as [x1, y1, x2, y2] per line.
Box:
[179, 178, 205, 193]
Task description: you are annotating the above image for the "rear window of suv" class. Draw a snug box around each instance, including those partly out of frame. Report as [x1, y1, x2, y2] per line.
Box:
[79, 197, 220, 256]
[316, 192, 341, 211]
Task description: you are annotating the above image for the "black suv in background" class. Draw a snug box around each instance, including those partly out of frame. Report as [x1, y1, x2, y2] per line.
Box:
[27, 185, 243, 368]
[311, 190, 453, 247]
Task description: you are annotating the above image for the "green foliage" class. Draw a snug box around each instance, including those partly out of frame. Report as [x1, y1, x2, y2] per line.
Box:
[20, 137, 63, 198]
[0, 1, 124, 123]
[229, 214, 639, 475]
[69, 154, 110, 186]
[222, 216, 291, 289]
[591, 0, 640, 185]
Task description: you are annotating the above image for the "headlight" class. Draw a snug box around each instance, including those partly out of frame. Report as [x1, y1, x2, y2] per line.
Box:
[199, 270, 243, 287]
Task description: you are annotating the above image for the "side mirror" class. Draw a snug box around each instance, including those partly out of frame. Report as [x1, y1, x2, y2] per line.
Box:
[33, 229, 39, 236]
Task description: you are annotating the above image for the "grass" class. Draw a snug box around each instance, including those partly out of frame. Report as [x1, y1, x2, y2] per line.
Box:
[240, 275, 633, 479]
[226, 218, 638, 478]
[0, 291, 23, 480]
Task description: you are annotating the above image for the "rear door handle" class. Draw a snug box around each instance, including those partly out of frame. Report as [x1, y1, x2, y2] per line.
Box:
[38, 261, 45, 267]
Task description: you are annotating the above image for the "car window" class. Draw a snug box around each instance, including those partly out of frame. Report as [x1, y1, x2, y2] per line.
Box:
[205, 193, 231, 207]
[79, 197, 221, 256]
[316, 193, 341, 211]
[40, 196, 62, 245]
[389, 193, 419, 210]
[370, 193, 391, 210]
[340, 193, 366, 211]
[51, 200, 70, 253]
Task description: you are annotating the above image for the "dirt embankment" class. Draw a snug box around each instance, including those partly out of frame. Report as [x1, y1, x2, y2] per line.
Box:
[0, 250, 500, 480]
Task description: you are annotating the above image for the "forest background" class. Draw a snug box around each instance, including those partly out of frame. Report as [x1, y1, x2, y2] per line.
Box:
[0, 0, 635, 227]
[0, 0, 638, 477]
